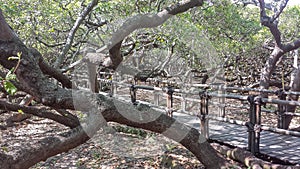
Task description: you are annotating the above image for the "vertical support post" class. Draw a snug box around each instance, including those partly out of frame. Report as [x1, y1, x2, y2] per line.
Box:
[277, 90, 287, 129]
[181, 93, 186, 112]
[247, 95, 261, 154]
[247, 95, 255, 153]
[110, 75, 117, 96]
[218, 89, 225, 117]
[113, 75, 117, 95]
[153, 80, 160, 106]
[190, 73, 193, 84]
[98, 72, 103, 92]
[166, 86, 173, 117]
[130, 85, 137, 104]
[254, 96, 262, 154]
[199, 90, 209, 139]
[154, 90, 159, 106]
[110, 79, 114, 97]
[99, 79, 103, 92]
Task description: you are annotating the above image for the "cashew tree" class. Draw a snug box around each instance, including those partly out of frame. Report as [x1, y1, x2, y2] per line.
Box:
[256, 0, 300, 129]
[0, 0, 231, 168]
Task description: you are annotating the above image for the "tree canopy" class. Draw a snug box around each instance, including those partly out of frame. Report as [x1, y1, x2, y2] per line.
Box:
[0, 0, 300, 168]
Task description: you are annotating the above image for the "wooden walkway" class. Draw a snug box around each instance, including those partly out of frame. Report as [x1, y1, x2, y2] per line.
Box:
[99, 85, 300, 165]
[173, 112, 300, 164]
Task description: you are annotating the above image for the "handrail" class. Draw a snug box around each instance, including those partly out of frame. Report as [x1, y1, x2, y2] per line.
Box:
[98, 78, 300, 137]
[100, 79, 300, 106]
[98, 74, 300, 96]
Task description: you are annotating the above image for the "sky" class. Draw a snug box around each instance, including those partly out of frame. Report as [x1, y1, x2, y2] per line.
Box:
[288, 0, 300, 6]
[264, 0, 300, 6]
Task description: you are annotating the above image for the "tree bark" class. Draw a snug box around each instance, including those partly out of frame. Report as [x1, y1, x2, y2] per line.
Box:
[259, 47, 284, 91]
[106, 0, 204, 69]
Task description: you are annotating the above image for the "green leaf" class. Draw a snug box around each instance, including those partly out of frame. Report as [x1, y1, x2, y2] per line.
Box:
[5, 69, 16, 81]
[18, 109, 24, 114]
[8, 56, 19, 60]
[4, 81, 17, 95]
[2, 147, 8, 152]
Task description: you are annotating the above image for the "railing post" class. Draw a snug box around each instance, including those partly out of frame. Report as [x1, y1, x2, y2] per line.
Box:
[113, 75, 117, 95]
[181, 93, 186, 112]
[98, 72, 103, 92]
[99, 79, 103, 92]
[130, 85, 137, 104]
[218, 89, 226, 117]
[254, 96, 262, 154]
[110, 75, 117, 96]
[277, 90, 287, 129]
[247, 95, 262, 154]
[199, 90, 210, 139]
[154, 90, 160, 106]
[166, 86, 174, 117]
[110, 79, 114, 97]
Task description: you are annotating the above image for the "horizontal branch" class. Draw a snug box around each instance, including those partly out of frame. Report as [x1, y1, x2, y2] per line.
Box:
[35, 37, 66, 47]
[0, 99, 80, 128]
[284, 38, 300, 52]
[107, 0, 204, 69]
[0, 126, 90, 169]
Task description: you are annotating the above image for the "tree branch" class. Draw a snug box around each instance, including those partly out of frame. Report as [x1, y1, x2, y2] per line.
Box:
[35, 37, 66, 47]
[271, 0, 289, 23]
[0, 99, 80, 128]
[258, 0, 283, 47]
[29, 48, 73, 88]
[0, 126, 90, 169]
[0, 9, 16, 41]
[107, 0, 204, 69]
[53, 0, 99, 68]
[284, 38, 300, 52]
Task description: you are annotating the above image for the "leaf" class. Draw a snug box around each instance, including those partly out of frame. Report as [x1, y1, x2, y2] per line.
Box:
[18, 109, 24, 114]
[5, 69, 16, 81]
[8, 56, 19, 60]
[6, 74, 16, 81]
[4, 81, 17, 95]
[2, 147, 8, 152]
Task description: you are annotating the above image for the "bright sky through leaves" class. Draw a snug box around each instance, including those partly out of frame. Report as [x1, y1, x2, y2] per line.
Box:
[287, 0, 300, 6]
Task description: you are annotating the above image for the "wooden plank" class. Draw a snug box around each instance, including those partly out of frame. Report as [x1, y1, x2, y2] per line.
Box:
[208, 121, 300, 164]
[100, 89, 300, 164]
[209, 121, 248, 148]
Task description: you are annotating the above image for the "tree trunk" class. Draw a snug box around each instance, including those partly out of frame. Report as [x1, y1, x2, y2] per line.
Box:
[259, 47, 284, 92]
[283, 68, 300, 129]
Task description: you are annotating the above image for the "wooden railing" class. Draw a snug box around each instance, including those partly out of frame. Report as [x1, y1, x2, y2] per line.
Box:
[97, 73, 300, 155]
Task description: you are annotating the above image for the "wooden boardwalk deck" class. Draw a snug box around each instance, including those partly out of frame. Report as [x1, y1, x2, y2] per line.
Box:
[173, 112, 300, 164]
[100, 89, 300, 165]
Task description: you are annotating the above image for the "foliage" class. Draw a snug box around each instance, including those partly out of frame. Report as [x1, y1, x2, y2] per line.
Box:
[279, 5, 300, 43]
[0, 52, 21, 95]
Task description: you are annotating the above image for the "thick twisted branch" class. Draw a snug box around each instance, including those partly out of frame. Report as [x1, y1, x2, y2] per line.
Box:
[107, 0, 204, 69]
